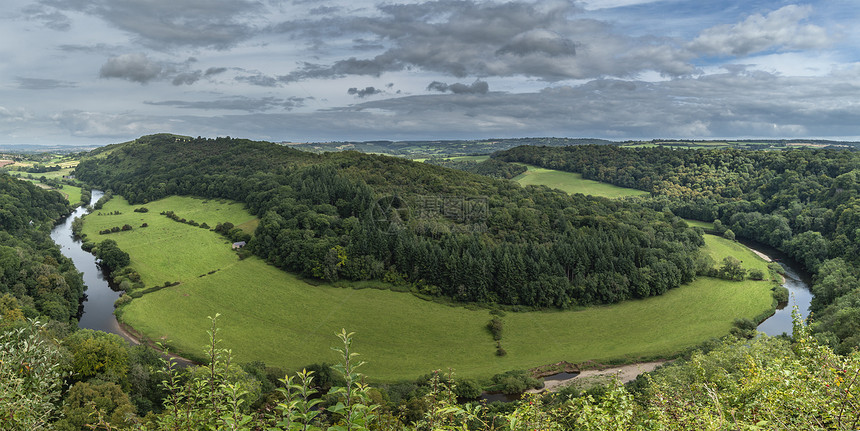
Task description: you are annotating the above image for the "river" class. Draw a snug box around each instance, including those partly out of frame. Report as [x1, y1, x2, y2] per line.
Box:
[50, 190, 127, 338]
[745, 240, 813, 336]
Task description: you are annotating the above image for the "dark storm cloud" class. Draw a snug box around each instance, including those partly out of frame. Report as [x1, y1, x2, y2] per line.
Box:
[145, 96, 306, 111]
[427, 80, 489, 94]
[99, 53, 164, 83]
[347, 87, 382, 98]
[39, 0, 262, 48]
[16, 77, 76, 90]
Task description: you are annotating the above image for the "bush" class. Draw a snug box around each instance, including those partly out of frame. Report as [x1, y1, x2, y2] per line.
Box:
[748, 269, 765, 280]
[487, 317, 503, 341]
[114, 294, 133, 307]
[772, 285, 789, 303]
[455, 379, 483, 399]
[491, 370, 541, 394]
[133, 207, 149, 213]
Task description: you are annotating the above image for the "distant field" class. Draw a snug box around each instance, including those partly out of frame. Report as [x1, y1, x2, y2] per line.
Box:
[58, 185, 83, 204]
[87, 196, 774, 381]
[513, 164, 649, 199]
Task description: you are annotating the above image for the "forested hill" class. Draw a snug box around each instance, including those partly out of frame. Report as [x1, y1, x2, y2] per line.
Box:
[0, 174, 85, 322]
[75, 134, 704, 308]
[497, 144, 860, 352]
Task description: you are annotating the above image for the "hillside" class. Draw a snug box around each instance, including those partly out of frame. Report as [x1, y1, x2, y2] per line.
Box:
[75, 134, 706, 308]
[497, 144, 860, 353]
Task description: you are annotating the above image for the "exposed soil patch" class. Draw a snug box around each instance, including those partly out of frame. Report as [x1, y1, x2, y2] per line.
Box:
[529, 361, 668, 393]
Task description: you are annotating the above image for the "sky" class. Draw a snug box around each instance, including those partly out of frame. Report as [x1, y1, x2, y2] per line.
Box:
[1, 0, 858, 146]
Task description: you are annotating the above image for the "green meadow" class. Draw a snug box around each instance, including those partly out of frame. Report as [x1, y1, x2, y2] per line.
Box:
[513, 164, 649, 199]
[83, 196, 775, 381]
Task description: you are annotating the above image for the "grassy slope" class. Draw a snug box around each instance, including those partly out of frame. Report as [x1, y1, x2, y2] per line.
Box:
[513, 164, 649, 198]
[85, 195, 774, 381]
[83, 196, 256, 287]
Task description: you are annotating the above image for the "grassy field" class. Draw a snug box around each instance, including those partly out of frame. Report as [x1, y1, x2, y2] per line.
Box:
[58, 185, 83, 204]
[513, 164, 649, 199]
[702, 234, 772, 278]
[85, 196, 775, 381]
[81, 195, 257, 287]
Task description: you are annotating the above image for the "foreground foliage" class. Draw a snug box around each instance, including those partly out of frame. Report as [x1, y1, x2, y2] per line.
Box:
[5, 312, 860, 430]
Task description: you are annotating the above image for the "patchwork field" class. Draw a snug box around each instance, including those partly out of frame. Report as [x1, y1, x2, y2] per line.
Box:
[513, 164, 650, 198]
[83, 195, 775, 381]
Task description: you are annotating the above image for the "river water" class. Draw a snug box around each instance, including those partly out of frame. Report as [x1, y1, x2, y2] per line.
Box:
[50, 190, 126, 336]
[750, 245, 813, 336]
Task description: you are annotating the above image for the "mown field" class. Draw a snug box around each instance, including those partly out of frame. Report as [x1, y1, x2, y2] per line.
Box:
[513, 164, 649, 198]
[81, 195, 775, 381]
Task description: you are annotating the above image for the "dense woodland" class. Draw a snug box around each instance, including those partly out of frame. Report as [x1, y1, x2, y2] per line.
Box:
[497, 145, 860, 352]
[0, 174, 84, 322]
[75, 135, 704, 308]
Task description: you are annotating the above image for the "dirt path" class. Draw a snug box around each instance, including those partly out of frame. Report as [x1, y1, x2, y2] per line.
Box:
[530, 361, 668, 393]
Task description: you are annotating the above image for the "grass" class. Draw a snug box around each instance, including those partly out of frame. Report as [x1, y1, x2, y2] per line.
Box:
[701, 234, 772, 278]
[57, 185, 83, 204]
[81, 196, 256, 287]
[85, 196, 774, 382]
[513, 164, 649, 199]
[684, 219, 715, 231]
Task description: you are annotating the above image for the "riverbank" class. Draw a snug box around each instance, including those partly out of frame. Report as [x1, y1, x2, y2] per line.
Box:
[529, 361, 668, 394]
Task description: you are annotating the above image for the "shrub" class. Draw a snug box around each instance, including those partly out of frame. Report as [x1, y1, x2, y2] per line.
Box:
[114, 294, 133, 307]
[455, 379, 483, 399]
[772, 285, 789, 303]
[748, 269, 765, 280]
[487, 317, 503, 341]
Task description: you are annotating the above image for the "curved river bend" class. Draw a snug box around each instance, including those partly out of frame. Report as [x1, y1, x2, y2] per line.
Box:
[50, 190, 126, 338]
[51, 199, 811, 344]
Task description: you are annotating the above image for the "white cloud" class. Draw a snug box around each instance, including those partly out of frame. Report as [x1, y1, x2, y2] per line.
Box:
[689, 5, 830, 57]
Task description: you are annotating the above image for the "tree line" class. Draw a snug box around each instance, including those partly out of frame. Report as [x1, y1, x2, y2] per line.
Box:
[74, 135, 705, 308]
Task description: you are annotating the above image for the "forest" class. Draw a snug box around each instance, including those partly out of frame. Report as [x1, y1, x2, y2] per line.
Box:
[6, 137, 860, 429]
[497, 144, 860, 353]
[75, 135, 705, 308]
[0, 174, 84, 322]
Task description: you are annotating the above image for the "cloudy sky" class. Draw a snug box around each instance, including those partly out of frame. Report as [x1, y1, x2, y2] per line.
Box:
[1, 0, 858, 146]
